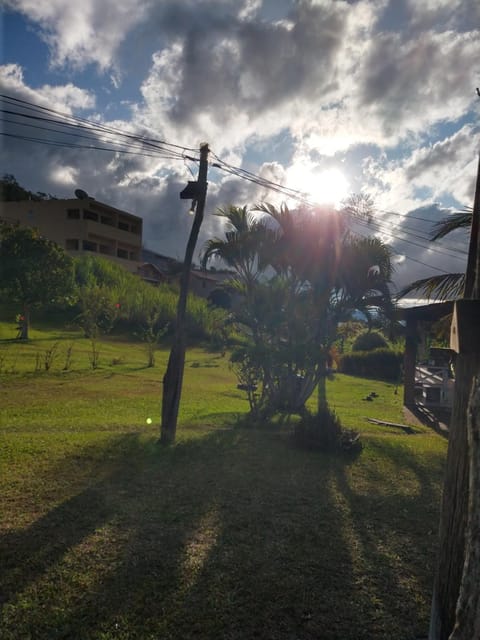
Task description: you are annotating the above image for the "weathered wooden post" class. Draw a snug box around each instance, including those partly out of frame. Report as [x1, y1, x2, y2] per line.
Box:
[160, 143, 209, 445]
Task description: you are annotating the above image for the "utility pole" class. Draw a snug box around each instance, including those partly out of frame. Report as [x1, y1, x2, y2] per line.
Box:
[160, 143, 209, 445]
[429, 147, 480, 639]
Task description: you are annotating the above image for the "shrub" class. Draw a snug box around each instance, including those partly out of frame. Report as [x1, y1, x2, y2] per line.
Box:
[339, 348, 402, 381]
[294, 408, 342, 451]
[351, 331, 389, 352]
[293, 409, 362, 453]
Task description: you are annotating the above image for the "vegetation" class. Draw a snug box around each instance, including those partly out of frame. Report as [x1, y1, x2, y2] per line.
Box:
[0, 249, 228, 350]
[352, 330, 389, 352]
[0, 323, 447, 640]
[202, 204, 395, 449]
[399, 207, 471, 301]
[0, 223, 75, 339]
[340, 348, 403, 382]
[0, 173, 57, 201]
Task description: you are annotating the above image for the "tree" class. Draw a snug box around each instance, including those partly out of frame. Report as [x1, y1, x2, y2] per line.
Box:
[0, 223, 74, 339]
[202, 203, 394, 433]
[0, 174, 56, 201]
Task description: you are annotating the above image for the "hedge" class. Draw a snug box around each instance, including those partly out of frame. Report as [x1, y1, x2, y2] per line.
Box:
[339, 348, 402, 381]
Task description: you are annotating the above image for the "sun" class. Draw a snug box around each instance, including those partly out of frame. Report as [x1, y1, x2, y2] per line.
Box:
[287, 164, 350, 207]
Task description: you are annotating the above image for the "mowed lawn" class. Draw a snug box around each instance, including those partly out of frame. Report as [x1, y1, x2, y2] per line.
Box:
[0, 325, 447, 640]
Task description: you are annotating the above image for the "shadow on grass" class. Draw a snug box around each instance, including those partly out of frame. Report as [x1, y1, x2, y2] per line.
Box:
[330, 437, 445, 640]
[0, 429, 442, 640]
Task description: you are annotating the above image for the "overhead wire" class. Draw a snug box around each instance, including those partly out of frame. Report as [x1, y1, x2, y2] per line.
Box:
[0, 94, 198, 154]
[211, 152, 469, 262]
[0, 131, 187, 161]
[0, 114, 190, 158]
[0, 93, 468, 275]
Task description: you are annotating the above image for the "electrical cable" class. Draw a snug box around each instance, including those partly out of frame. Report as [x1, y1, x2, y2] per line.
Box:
[0, 94, 198, 153]
[0, 94, 468, 275]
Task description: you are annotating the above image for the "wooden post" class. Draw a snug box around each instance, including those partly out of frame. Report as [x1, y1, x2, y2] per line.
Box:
[429, 150, 480, 639]
[403, 315, 418, 407]
[160, 143, 209, 445]
[448, 377, 480, 640]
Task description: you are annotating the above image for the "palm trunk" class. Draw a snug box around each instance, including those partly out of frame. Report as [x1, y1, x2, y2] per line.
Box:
[20, 304, 29, 340]
[317, 357, 328, 413]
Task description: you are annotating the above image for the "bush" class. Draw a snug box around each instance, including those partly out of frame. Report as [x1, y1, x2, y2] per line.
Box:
[339, 348, 402, 381]
[293, 409, 362, 453]
[352, 331, 388, 352]
[294, 408, 342, 451]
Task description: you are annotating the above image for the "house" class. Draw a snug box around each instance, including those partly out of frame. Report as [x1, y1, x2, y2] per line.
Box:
[190, 268, 239, 308]
[0, 196, 143, 272]
[139, 249, 182, 284]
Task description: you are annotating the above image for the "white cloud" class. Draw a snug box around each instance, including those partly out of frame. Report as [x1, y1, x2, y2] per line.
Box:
[5, 0, 150, 71]
[0, 63, 95, 112]
[2, 0, 479, 283]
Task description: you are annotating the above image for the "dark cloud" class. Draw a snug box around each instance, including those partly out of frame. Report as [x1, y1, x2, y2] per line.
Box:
[357, 28, 479, 138]
[144, 0, 347, 126]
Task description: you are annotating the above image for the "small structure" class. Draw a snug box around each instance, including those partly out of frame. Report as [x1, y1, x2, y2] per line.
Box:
[414, 347, 455, 407]
[399, 301, 455, 409]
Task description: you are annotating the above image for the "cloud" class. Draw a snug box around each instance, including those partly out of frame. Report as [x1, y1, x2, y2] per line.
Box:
[5, 0, 150, 71]
[2, 0, 479, 287]
[357, 29, 480, 140]
[0, 64, 96, 111]
[360, 124, 479, 216]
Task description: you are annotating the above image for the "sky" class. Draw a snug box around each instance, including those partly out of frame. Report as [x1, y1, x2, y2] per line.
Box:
[1, 0, 479, 295]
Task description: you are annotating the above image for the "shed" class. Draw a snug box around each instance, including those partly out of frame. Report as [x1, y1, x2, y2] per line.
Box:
[398, 301, 455, 409]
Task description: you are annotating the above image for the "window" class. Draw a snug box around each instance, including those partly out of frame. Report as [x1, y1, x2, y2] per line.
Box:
[67, 209, 80, 219]
[83, 210, 98, 221]
[101, 215, 114, 226]
[65, 239, 79, 250]
[118, 221, 129, 231]
[130, 224, 141, 235]
[99, 244, 112, 255]
[82, 240, 97, 252]
[117, 248, 128, 259]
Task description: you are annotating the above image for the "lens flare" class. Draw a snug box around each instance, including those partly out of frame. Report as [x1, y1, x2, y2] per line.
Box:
[146, 418, 152, 424]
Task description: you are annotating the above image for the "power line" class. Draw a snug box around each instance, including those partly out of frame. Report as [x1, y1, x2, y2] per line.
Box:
[0, 94, 468, 274]
[351, 215, 468, 261]
[212, 155, 468, 261]
[351, 225, 455, 275]
[0, 131, 185, 161]
[0, 94, 198, 154]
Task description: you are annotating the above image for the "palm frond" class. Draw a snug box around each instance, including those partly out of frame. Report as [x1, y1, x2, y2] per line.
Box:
[397, 273, 465, 301]
[431, 208, 472, 241]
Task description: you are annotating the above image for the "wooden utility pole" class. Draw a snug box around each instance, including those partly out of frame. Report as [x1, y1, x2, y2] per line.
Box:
[429, 149, 480, 640]
[160, 143, 209, 445]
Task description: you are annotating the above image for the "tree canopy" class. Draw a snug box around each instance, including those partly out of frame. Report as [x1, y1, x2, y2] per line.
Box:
[201, 203, 394, 446]
[0, 174, 57, 202]
[0, 223, 74, 338]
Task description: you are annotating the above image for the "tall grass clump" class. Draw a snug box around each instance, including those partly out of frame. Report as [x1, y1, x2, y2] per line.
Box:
[72, 255, 228, 345]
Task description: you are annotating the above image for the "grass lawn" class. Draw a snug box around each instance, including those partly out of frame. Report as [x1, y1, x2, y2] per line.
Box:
[0, 324, 447, 639]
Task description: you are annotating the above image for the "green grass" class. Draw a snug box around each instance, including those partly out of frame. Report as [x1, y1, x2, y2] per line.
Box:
[0, 323, 447, 639]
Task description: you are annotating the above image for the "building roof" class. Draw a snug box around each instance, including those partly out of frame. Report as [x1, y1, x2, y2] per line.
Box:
[397, 300, 455, 322]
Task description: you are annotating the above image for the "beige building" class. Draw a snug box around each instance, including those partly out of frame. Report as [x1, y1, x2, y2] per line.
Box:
[0, 197, 143, 272]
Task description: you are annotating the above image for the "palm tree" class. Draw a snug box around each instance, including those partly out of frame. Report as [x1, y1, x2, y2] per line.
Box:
[203, 203, 394, 421]
[200, 205, 270, 290]
[398, 207, 472, 301]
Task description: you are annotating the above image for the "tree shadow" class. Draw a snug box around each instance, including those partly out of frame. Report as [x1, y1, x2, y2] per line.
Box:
[1, 429, 442, 639]
[329, 436, 445, 640]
